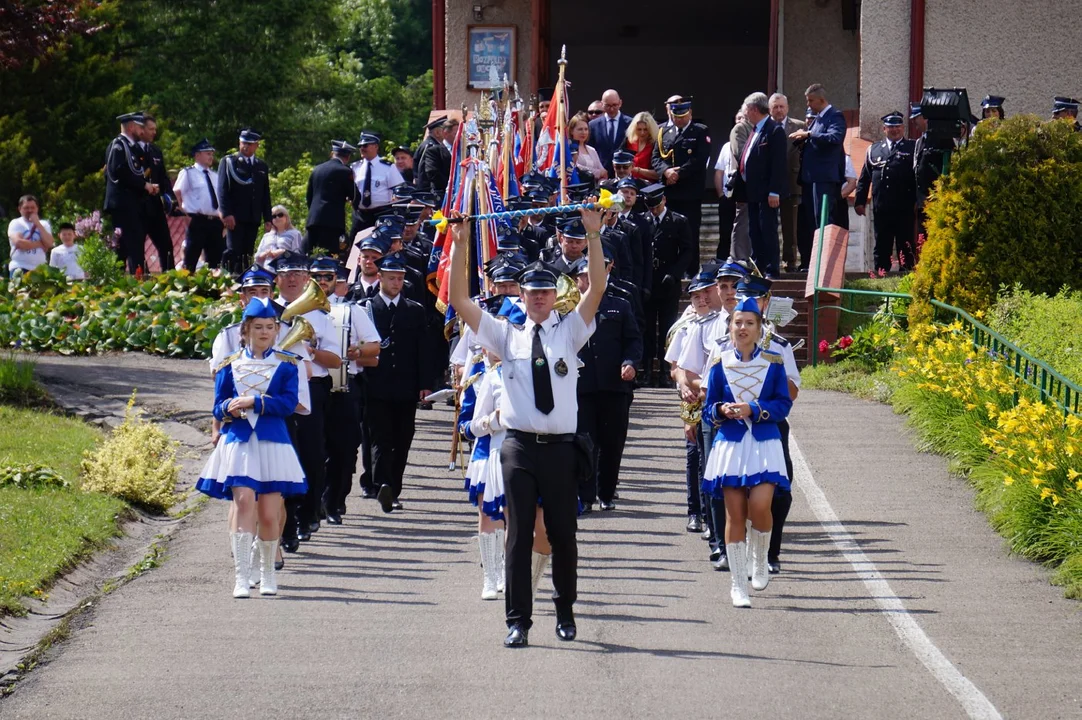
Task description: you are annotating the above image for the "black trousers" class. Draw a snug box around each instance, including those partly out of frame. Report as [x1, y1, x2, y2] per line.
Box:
[349, 206, 394, 244]
[643, 292, 678, 381]
[184, 215, 224, 271]
[797, 189, 814, 269]
[667, 197, 701, 276]
[358, 376, 376, 494]
[748, 200, 780, 276]
[324, 375, 362, 511]
[306, 224, 348, 261]
[144, 205, 174, 272]
[873, 207, 916, 272]
[223, 221, 260, 275]
[366, 397, 417, 499]
[501, 432, 579, 629]
[110, 206, 146, 274]
[295, 377, 330, 527]
[715, 196, 737, 260]
[576, 391, 632, 505]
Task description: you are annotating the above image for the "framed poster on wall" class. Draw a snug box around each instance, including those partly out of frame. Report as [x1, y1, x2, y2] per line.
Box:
[467, 25, 516, 90]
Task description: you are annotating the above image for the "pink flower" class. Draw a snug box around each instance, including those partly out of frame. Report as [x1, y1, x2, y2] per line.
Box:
[818, 339, 830, 355]
[838, 335, 853, 350]
[877, 268, 887, 278]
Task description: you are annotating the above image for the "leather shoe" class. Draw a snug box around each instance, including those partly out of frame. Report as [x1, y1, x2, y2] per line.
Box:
[709, 547, 722, 563]
[768, 559, 781, 574]
[336, 504, 347, 515]
[599, 500, 615, 511]
[712, 552, 729, 572]
[325, 512, 343, 525]
[307, 520, 320, 533]
[686, 515, 703, 533]
[701, 525, 713, 542]
[504, 625, 529, 648]
[280, 535, 300, 554]
[377, 485, 394, 513]
[297, 527, 311, 542]
[391, 500, 403, 510]
[580, 504, 593, 515]
[555, 610, 577, 641]
[360, 489, 377, 499]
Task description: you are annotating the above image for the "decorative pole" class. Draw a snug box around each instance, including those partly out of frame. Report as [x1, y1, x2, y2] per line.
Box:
[555, 44, 568, 204]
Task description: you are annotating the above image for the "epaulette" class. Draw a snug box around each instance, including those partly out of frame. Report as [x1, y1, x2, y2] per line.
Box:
[770, 334, 790, 348]
[693, 310, 720, 325]
[763, 350, 785, 364]
[463, 370, 484, 390]
[379, 158, 393, 166]
[214, 349, 244, 374]
[273, 350, 301, 364]
[470, 352, 484, 366]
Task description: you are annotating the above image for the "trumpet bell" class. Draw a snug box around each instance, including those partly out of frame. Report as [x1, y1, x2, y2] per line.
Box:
[281, 279, 330, 323]
[554, 274, 580, 315]
[279, 316, 315, 351]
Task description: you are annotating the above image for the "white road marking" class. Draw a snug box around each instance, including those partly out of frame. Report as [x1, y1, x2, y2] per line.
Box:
[788, 435, 1003, 720]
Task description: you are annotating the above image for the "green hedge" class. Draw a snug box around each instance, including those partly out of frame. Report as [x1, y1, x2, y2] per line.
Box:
[988, 286, 1082, 388]
[0, 266, 238, 358]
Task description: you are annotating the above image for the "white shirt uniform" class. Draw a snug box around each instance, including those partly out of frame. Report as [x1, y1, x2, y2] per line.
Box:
[474, 309, 595, 435]
[351, 158, 405, 209]
[49, 243, 85, 280]
[173, 164, 220, 216]
[663, 305, 700, 365]
[677, 308, 730, 377]
[7, 217, 51, 273]
[298, 309, 341, 379]
[329, 302, 382, 378]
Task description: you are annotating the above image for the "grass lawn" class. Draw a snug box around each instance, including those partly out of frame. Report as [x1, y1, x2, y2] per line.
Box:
[0, 405, 126, 616]
[799, 361, 898, 403]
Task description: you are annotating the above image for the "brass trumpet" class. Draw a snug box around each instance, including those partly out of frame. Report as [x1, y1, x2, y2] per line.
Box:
[680, 400, 703, 425]
[279, 316, 315, 351]
[281, 279, 330, 323]
[554, 274, 580, 315]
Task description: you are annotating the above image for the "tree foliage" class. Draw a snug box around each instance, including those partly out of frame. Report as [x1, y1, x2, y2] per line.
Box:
[909, 116, 1082, 323]
[0, 0, 106, 70]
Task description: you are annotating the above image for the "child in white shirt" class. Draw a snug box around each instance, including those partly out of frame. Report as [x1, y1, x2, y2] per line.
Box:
[48, 222, 86, 280]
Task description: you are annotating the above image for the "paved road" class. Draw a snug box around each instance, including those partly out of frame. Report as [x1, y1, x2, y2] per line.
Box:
[3, 355, 1081, 718]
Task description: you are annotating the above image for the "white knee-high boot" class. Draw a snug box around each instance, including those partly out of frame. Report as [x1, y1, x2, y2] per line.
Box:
[726, 542, 751, 608]
[494, 528, 506, 593]
[259, 539, 278, 595]
[749, 528, 772, 591]
[530, 552, 550, 600]
[231, 532, 254, 598]
[248, 539, 261, 588]
[479, 532, 499, 600]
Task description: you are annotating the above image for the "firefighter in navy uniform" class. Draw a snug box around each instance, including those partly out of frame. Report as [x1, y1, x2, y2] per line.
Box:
[360, 250, 435, 513]
[104, 111, 155, 274]
[306, 140, 357, 261]
[217, 128, 272, 274]
[854, 112, 918, 272]
[1052, 96, 1081, 132]
[651, 96, 710, 274]
[640, 183, 693, 387]
[571, 252, 642, 513]
[415, 117, 452, 193]
[137, 115, 176, 272]
[308, 256, 381, 524]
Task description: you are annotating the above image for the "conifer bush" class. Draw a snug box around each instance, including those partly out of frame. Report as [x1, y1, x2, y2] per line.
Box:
[910, 116, 1082, 322]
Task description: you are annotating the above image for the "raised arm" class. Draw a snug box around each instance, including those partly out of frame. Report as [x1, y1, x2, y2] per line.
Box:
[446, 215, 484, 333]
[575, 204, 606, 321]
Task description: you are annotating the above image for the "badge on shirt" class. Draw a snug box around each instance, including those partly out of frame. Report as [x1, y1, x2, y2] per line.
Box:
[534, 358, 546, 368]
[554, 358, 568, 377]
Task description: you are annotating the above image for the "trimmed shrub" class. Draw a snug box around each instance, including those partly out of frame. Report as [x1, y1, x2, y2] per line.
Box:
[910, 116, 1082, 323]
[81, 394, 179, 513]
[988, 286, 1082, 388]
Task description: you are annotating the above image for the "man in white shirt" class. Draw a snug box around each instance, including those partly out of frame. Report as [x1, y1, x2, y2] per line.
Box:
[48, 222, 86, 280]
[7, 194, 53, 274]
[448, 204, 606, 649]
[173, 138, 224, 271]
[349, 130, 405, 241]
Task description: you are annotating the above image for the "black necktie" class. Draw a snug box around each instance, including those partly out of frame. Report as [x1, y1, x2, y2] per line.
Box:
[361, 161, 372, 207]
[366, 284, 378, 298]
[387, 299, 397, 316]
[531, 325, 554, 414]
[203, 169, 219, 210]
[609, 118, 617, 144]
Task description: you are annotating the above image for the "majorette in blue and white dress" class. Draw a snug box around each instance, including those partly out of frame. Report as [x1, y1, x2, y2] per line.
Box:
[458, 356, 507, 521]
[701, 344, 793, 495]
[196, 346, 308, 499]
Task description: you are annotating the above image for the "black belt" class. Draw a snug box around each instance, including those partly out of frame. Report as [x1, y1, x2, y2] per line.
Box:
[507, 429, 575, 444]
[309, 376, 332, 386]
[189, 213, 221, 220]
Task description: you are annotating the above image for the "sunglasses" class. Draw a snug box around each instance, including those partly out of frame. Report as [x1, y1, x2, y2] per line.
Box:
[272, 213, 286, 219]
[587, 110, 603, 116]
[311, 273, 336, 281]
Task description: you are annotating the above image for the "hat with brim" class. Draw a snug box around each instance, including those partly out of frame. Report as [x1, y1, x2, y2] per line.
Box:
[881, 112, 904, 127]
[736, 276, 773, 298]
[517, 261, 558, 290]
[190, 138, 215, 155]
[641, 183, 666, 208]
[358, 131, 381, 146]
[239, 128, 263, 143]
[376, 250, 408, 273]
[116, 111, 146, 126]
[273, 251, 310, 273]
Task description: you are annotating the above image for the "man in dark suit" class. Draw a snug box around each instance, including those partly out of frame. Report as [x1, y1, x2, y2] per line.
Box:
[768, 95, 806, 271]
[306, 140, 357, 261]
[789, 84, 846, 234]
[217, 128, 272, 274]
[588, 89, 632, 175]
[572, 253, 642, 512]
[855, 112, 918, 272]
[137, 115, 176, 272]
[359, 250, 434, 513]
[415, 116, 452, 193]
[652, 96, 710, 276]
[738, 92, 789, 278]
[640, 183, 693, 387]
[104, 111, 156, 274]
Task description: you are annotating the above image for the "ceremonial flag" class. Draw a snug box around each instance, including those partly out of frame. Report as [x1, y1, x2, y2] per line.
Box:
[534, 82, 569, 174]
[428, 119, 466, 297]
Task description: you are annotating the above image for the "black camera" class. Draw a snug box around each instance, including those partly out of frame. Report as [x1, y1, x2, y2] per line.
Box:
[920, 87, 972, 151]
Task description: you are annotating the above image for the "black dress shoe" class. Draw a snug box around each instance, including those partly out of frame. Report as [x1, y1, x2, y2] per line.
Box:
[504, 625, 529, 648]
[709, 547, 722, 563]
[297, 527, 312, 542]
[360, 489, 377, 499]
[274, 557, 285, 571]
[580, 504, 593, 516]
[336, 504, 347, 516]
[391, 500, 403, 511]
[308, 520, 320, 533]
[377, 485, 394, 513]
[686, 515, 703, 533]
[701, 526, 713, 542]
[712, 553, 729, 572]
[768, 559, 781, 574]
[280, 535, 300, 554]
[555, 610, 576, 641]
[599, 500, 615, 511]
[325, 512, 343, 525]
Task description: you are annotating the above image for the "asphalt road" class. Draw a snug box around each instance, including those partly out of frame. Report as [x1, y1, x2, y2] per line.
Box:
[3, 355, 1080, 719]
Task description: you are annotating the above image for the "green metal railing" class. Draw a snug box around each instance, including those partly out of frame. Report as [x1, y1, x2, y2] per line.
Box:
[806, 196, 1082, 418]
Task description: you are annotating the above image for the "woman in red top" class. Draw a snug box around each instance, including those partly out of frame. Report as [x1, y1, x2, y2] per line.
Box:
[621, 111, 660, 182]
